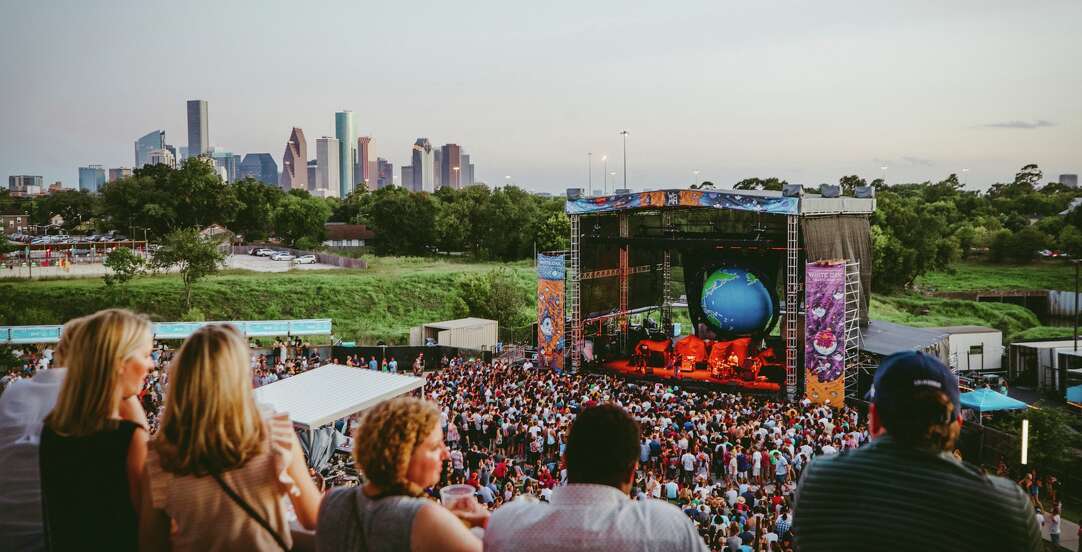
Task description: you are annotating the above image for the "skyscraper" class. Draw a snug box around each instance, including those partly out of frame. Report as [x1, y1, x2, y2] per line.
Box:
[411, 138, 434, 192]
[461, 153, 474, 186]
[307, 160, 318, 190]
[147, 149, 176, 169]
[108, 168, 132, 182]
[134, 130, 165, 168]
[439, 143, 463, 189]
[334, 111, 355, 198]
[1061, 174, 1079, 188]
[377, 158, 393, 188]
[210, 149, 238, 183]
[433, 149, 443, 189]
[316, 137, 341, 198]
[280, 127, 308, 191]
[356, 136, 375, 190]
[8, 175, 42, 193]
[238, 154, 279, 186]
[78, 165, 106, 193]
[401, 166, 413, 191]
[186, 100, 209, 157]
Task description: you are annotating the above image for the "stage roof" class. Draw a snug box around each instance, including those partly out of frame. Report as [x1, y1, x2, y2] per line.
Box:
[565, 188, 875, 216]
[860, 320, 950, 358]
[253, 364, 425, 430]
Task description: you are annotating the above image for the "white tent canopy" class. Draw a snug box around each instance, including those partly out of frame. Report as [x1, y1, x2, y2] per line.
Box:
[254, 364, 425, 430]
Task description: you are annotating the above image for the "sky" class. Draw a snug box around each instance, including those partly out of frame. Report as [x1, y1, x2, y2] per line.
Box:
[2, 0, 1080, 193]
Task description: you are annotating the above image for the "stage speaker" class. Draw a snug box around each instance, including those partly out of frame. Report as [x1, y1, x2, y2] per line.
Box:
[854, 186, 875, 198]
[566, 188, 584, 200]
[782, 184, 803, 197]
[820, 184, 841, 198]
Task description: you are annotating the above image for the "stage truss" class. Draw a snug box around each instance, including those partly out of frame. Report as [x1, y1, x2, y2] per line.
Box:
[843, 260, 862, 398]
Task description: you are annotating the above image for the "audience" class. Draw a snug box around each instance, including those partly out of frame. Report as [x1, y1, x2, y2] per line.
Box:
[317, 396, 486, 552]
[139, 324, 321, 551]
[39, 309, 154, 551]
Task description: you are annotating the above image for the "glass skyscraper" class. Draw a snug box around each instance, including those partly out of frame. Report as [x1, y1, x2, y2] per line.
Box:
[238, 153, 279, 186]
[334, 111, 355, 198]
[78, 165, 106, 193]
[186, 100, 209, 157]
[134, 130, 165, 168]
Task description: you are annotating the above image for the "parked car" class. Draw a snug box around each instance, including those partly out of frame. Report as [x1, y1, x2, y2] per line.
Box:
[271, 253, 296, 261]
[295, 255, 317, 264]
[252, 247, 275, 256]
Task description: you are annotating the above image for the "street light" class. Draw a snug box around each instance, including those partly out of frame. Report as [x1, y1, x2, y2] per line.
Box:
[880, 166, 888, 185]
[602, 155, 608, 195]
[692, 170, 701, 187]
[962, 167, 969, 187]
[587, 153, 592, 195]
[452, 166, 460, 188]
[620, 130, 629, 191]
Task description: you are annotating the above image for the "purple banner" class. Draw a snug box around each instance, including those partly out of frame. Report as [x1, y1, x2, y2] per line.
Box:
[805, 262, 846, 405]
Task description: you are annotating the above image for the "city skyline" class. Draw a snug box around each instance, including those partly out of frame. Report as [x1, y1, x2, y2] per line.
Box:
[2, 1, 1080, 191]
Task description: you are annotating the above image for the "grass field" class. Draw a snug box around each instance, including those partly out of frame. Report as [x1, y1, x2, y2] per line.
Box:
[914, 260, 1076, 293]
[0, 257, 536, 344]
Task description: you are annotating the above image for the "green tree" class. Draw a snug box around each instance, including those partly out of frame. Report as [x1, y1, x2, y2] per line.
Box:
[534, 210, 570, 253]
[1058, 225, 1082, 257]
[733, 177, 787, 191]
[30, 189, 100, 230]
[272, 193, 332, 248]
[150, 228, 226, 311]
[871, 190, 960, 289]
[458, 267, 532, 329]
[367, 187, 438, 255]
[103, 247, 145, 287]
[230, 178, 284, 242]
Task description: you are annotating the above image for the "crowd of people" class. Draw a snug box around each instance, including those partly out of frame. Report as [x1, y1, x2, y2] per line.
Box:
[0, 309, 1069, 551]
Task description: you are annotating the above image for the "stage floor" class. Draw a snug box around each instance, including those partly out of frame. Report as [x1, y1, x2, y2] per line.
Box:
[602, 359, 782, 392]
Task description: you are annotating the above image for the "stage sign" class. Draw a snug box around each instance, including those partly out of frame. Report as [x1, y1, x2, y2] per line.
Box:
[805, 261, 846, 405]
[153, 322, 206, 340]
[537, 254, 566, 370]
[565, 189, 798, 215]
[4, 325, 62, 344]
[288, 319, 333, 336]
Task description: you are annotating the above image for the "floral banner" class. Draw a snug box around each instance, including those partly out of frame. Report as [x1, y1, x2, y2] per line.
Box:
[805, 261, 846, 405]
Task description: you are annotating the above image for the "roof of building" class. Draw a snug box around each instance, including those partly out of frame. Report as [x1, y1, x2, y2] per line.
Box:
[860, 320, 950, 357]
[424, 317, 497, 330]
[1011, 339, 1080, 349]
[928, 326, 1001, 335]
[253, 364, 425, 429]
[324, 223, 375, 241]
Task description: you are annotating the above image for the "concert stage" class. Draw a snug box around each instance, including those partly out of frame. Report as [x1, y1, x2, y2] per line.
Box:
[601, 359, 782, 392]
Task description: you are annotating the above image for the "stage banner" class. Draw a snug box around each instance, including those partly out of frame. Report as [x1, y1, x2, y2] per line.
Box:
[537, 254, 566, 370]
[805, 261, 846, 405]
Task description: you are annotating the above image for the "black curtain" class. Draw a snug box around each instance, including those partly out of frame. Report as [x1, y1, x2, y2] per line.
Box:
[801, 216, 872, 326]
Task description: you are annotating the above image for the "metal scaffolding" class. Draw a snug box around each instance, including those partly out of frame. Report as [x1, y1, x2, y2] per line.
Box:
[569, 214, 581, 372]
[785, 214, 800, 398]
[843, 260, 862, 398]
[661, 210, 673, 335]
[618, 213, 629, 350]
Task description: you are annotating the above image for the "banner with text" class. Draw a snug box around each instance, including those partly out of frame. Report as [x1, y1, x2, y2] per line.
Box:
[537, 254, 566, 370]
[805, 262, 846, 405]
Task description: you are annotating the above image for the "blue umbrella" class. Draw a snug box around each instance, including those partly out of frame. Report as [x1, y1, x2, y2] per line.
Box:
[1067, 385, 1082, 404]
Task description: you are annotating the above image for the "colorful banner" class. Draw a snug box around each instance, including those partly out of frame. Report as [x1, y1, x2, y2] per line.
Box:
[537, 254, 566, 370]
[805, 261, 846, 405]
[565, 189, 798, 215]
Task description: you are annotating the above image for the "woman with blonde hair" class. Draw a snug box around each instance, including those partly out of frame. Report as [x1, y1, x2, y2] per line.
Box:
[317, 396, 487, 552]
[39, 309, 154, 551]
[138, 324, 321, 551]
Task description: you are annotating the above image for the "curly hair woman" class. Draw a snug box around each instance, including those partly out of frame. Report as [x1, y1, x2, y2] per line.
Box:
[316, 396, 486, 552]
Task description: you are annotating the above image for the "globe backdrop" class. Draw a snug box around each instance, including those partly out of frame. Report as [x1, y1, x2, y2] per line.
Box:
[699, 267, 775, 336]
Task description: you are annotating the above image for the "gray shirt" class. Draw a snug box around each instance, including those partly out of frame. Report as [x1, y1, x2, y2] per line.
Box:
[316, 487, 427, 552]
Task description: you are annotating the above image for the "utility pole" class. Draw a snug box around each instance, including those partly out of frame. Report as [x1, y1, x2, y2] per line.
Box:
[620, 131, 629, 191]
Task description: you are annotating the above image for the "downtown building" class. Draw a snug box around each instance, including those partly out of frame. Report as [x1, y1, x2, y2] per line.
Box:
[376, 158, 393, 188]
[134, 130, 165, 168]
[315, 137, 340, 198]
[210, 149, 239, 183]
[238, 153, 279, 186]
[439, 143, 463, 189]
[280, 127, 308, 191]
[186, 100, 209, 158]
[335, 111, 355, 198]
[410, 138, 435, 192]
[108, 168, 132, 182]
[78, 165, 106, 193]
[8, 175, 43, 196]
[147, 148, 176, 169]
[355, 136, 376, 191]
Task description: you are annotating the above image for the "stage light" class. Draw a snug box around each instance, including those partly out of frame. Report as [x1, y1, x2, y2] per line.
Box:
[820, 184, 841, 198]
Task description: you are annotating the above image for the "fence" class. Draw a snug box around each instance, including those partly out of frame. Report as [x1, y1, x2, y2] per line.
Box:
[330, 345, 493, 373]
[234, 245, 367, 269]
[957, 422, 1081, 506]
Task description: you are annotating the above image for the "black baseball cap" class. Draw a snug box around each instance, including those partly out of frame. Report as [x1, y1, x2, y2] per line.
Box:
[866, 351, 960, 419]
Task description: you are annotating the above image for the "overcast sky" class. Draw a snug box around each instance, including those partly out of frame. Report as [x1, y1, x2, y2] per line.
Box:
[2, 0, 1080, 192]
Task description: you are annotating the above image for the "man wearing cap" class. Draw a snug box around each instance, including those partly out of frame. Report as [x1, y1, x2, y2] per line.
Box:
[793, 351, 1041, 551]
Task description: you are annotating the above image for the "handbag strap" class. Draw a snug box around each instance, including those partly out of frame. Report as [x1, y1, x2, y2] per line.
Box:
[212, 472, 290, 551]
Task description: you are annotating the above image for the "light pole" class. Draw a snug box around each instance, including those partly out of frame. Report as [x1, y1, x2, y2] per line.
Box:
[880, 165, 888, 185]
[692, 170, 701, 187]
[505, 175, 511, 188]
[620, 130, 629, 191]
[962, 167, 969, 187]
[602, 155, 608, 195]
[452, 166, 460, 189]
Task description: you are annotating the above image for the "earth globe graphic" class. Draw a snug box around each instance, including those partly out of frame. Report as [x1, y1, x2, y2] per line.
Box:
[699, 267, 775, 335]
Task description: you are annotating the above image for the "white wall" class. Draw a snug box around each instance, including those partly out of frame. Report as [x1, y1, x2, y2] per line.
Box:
[949, 332, 1003, 372]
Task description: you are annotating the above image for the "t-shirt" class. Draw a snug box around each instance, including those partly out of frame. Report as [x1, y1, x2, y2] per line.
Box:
[682, 452, 697, 472]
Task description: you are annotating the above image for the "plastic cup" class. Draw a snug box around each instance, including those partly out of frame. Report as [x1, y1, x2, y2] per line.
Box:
[440, 484, 477, 508]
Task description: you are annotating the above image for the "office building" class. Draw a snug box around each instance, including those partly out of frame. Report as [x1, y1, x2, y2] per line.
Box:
[307, 160, 318, 191]
[165, 144, 177, 161]
[334, 111, 355, 197]
[411, 138, 434, 192]
[179, 146, 188, 161]
[147, 149, 176, 169]
[356, 136, 375, 190]
[78, 165, 106, 193]
[186, 100, 209, 157]
[377, 158, 393, 188]
[108, 168, 132, 182]
[48, 182, 64, 193]
[210, 149, 238, 183]
[1061, 174, 1078, 189]
[433, 149, 443, 189]
[401, 166, 413, 191]
[238, 153, 279, 186]
[134, 130, 165, 168]
[316, 137, 340, 198]
[280, 127, 308, 191]
[461, 153, 475, 186]
[439, 143, 463, 189]
[8, 175, 42, 193]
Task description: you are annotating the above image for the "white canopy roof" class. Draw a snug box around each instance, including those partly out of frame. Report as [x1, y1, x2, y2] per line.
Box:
[254, 364, 425, 430]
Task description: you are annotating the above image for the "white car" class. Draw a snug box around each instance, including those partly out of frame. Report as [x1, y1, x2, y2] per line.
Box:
[252, 247, 275, 256]
[295, 255, 317, 264]
[271, 253, 296, 261]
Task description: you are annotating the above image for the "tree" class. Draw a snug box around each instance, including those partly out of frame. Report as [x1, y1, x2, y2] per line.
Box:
[272, 193, 332, 249]
[534, 211, 570, 253]
[30, 189, 100, 230]
[103, 247, 145, 287]
[230, 178, 284, 242]
[151, 228, 226, 311]
[733, 177, 786, 191]
[458, 267, 532, 329]
[1058, 225, 1082, 257]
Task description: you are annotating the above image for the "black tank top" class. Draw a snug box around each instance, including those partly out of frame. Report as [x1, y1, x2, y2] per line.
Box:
[39, 419, 139, 551]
